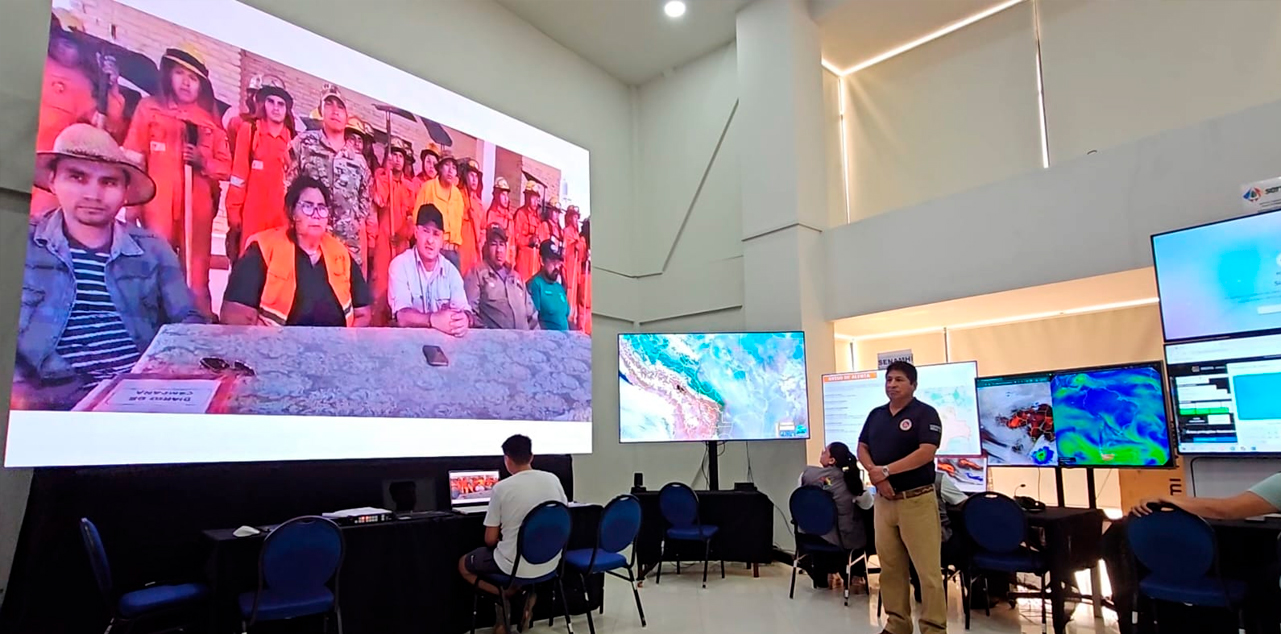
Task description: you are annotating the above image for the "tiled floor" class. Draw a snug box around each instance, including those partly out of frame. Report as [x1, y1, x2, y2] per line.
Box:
[523, 563, 1119, 634]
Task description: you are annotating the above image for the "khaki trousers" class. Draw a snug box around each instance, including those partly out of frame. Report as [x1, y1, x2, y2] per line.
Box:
[875, 490, 946, 634]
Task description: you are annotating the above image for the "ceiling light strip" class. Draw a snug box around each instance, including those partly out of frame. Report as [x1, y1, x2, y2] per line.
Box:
[1032, 0, 1050, 168]
[823, 0, 1028, 77]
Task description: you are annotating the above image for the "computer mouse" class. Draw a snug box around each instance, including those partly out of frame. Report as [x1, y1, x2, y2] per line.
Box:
[233, 525, 262, 538]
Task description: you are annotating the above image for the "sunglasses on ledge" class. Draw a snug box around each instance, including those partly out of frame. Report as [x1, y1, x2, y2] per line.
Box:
[201, 357, 256, 376]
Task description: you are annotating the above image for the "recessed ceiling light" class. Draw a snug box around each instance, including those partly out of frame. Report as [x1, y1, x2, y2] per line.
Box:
[664, 0, 687, 18]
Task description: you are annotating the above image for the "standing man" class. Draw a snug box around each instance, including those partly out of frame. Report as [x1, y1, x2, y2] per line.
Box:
[413, 154, 466, 269]
[371, 137, 417, 325]
[561, 204, 583, 327]
[513, 182, 541, 282]
[15, 124, 205, 411]
[225, 79, 294, 259]
[459, 158, 486, 275]
[415, 143, 440, 190]
[857, 361, 946, 634]
[526, 240, 569, 331]
[387, 204, 469, 336]
[285, 84, 375, 275]
[485, 177, 516, 264]
[465, 227, 538, 330]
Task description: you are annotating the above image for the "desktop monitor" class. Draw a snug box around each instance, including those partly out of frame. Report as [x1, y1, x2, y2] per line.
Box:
[1152, 210, 1281, 342]
[1166, 333, 1281, 455]
[1051, 362, 1171, 467]
[937, 456, 987, 493]
[977, 372, 1057, 466]
[822, 361, 981, 457]
[617, 332, 809, 443]
[449, 470, 500, 508]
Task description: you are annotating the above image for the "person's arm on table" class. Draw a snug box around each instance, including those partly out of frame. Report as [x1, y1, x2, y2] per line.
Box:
[1132, 472, 1281, 520]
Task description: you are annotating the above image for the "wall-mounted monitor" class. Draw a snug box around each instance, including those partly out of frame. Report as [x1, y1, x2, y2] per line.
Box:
[937, 456, 987, 493]
[618, 332, 809, 443]
[822, 361, 981, 457]
[978, 362, 1172, 467]
[5, 0, 593, 467]
[1152, 210, 1281, 342]
[1166, 333, 1281, 455]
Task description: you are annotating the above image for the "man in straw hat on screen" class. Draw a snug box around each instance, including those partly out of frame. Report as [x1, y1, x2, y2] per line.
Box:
[15, 124, 204, 412]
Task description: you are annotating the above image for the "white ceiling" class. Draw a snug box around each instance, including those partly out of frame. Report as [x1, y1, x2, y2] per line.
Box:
[816, 0, 1012, 74]
[495, 0, 1016, 85]
[496, 0, 751, 85]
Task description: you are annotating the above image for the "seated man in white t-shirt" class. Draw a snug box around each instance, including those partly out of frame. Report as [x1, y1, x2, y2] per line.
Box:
[458, 434, 567, 633]
[1132, 472, 1281, 519]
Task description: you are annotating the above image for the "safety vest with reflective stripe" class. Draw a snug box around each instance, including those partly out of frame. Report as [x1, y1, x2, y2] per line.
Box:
[248, 228, 353, 327]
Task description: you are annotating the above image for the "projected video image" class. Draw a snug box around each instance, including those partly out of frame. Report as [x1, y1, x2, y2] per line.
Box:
[977, 375, 1057, 466]
[937, 456, 987, 493]
[1053, 365, 1171, 467]
[618, 332, 809, 443]
[6, 0, 593, 467]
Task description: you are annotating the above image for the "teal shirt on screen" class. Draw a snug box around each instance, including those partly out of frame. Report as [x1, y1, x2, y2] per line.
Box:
[527, 274, 570, 331]
[1248, 473, 1281, 510]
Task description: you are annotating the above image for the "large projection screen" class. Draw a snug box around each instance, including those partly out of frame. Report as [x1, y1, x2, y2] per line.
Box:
[6, 0, 593, 466]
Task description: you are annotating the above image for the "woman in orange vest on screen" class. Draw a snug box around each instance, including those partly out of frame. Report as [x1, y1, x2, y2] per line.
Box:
[122, 44, 231, 318]
[220, 176, 372, 327]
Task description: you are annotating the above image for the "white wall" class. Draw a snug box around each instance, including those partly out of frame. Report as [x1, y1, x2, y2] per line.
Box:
[0, 0, 638, 602]
[1040, 0, 1281, 163]
[824, 97, 1281, 320]
[842, 1, 1042, 221]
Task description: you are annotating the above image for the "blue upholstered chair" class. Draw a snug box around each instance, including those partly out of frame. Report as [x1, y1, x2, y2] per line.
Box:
[788, 485, 866, 606]
[1128, 503, 1246, 630]
[564, 495, 646, 634]
[79, 518, 209, 634]
[655, 482, 723, 588]
[239, 516, 345, 632]
[961, 492, 1049, 633]
[470, 501, 575, 634]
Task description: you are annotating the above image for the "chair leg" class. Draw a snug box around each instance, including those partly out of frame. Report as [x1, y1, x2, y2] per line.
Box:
[983, 575, 991, 618]
[844, 554, 855, 607]
[335, 605, 345, 634]
[499, 593, 512, 634]
[556, 577, 575, 634]
[656, 540, 665, 584]
[1040, 574, 1048, 634]
[471, 582, 480, 634]
[702, 539, 710, 588]
[102, 618, 116, 634]
[877, 589, 883, 617]
[720, 558, 725, 579]
[789, 552, 800, 599]
[965, 571, 975, 631]
[626, 566, 647, 627]
[580, 572, 597, 634]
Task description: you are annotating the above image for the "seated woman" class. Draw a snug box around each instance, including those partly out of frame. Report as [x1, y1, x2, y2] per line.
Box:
[221, 175, 372, 327]
[798, 441, 873, 589]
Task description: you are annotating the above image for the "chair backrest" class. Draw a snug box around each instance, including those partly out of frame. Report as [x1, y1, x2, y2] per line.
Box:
[659, 482, 699, 528]
[962, 492, 1027, 554]
[598, 494, 643, 554]
[78, 518, 113, 603]
[514, 500, 572, 578]
[260, 516, 344, 595]
[789, 486, 837, 537]
[1128, 504, 1217, 581]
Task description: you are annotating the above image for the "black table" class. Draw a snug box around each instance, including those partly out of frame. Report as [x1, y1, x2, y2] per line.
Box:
[632, 489, 775, 581]
[952, 505, 1104, 634]
[203, 507, 603, 634]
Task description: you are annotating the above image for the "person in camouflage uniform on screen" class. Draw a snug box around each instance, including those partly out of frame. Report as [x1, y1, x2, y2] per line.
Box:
[284, 84, 374, 269]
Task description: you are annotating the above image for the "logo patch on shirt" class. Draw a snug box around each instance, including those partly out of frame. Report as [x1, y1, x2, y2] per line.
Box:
[900, 419, 913, 431]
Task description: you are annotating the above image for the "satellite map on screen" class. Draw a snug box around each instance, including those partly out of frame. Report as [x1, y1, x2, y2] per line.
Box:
[917, 363, 981, 456]
[618, 332, 809, 443]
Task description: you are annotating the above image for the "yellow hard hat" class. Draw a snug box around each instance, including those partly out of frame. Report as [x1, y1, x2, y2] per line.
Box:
[494, 177, 511, 191]
[162, 44, 210, 80]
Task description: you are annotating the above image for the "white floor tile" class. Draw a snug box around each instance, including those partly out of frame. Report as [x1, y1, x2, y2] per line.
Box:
[523, 564, 1119, 634]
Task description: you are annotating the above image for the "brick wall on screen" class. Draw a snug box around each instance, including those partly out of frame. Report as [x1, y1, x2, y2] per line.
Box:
[72, 0, 241, 110]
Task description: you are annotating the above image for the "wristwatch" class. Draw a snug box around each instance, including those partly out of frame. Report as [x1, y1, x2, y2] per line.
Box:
[880, 466, 890, 480]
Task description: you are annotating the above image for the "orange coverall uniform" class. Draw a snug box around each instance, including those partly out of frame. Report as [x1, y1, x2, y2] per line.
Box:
[459, 190, 486, 275]
[123, 97, 231, 316]
[33, 56, 126, 217]
[225, 120, 292, 253]
[562, 223, 583, 325]
[485, 204, 516, 264]
[370, 167, 417, 326]
[513, 205, 541, 282]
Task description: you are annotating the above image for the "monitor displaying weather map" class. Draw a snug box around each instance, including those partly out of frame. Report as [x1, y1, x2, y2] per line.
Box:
[1052, 363, 1171, 467]
[977, 373, 1058, 466]
[617, 332, 809, 443]
[822, 361, 981, 456]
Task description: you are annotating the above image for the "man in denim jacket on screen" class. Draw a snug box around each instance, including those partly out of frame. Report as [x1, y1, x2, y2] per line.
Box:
[15, 124, 204, 411]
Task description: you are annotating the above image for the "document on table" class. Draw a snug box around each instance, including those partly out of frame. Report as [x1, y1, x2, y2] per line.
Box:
[90, 377, 223, 414]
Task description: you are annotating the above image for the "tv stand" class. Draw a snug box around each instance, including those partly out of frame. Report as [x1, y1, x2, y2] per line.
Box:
[706, 440, 720, 491]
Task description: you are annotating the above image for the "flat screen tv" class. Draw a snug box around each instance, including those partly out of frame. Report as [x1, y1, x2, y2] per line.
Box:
[822, 361, 981, 457]
[1152, 210, 1281, 342]
[4, 0, 593, 467]
[978, 362, 1173, 467]
[618, 332, 809, 443]
[1166, 332, 1281, 455]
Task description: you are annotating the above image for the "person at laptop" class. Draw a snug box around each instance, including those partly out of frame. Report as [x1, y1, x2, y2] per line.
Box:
[458, 434, 567, 634]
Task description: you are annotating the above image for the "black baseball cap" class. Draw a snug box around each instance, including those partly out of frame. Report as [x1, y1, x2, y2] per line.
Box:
[487, 225, 508, 244]
[416, 204, 444, 230]
[539, 239, 562, 261]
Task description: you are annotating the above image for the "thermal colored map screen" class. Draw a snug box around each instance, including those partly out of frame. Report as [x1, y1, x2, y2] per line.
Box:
[977, 373, 1058, 466]
[618, 332, 809, 443]
[1053, 364, 1171, 467]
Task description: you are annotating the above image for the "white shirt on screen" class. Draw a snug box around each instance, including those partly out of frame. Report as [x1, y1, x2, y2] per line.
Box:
[388, 249, 469, 315]
[484, 469, 568, 578]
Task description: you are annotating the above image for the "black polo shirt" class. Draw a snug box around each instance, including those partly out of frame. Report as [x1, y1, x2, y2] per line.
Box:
[224, 243, 371, 327]
[857, 398, 943, 491]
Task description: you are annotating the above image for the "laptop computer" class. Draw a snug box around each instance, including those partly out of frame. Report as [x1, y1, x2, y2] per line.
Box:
[449, 469, 500, 514]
